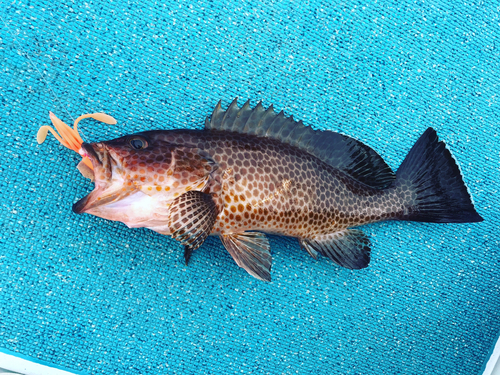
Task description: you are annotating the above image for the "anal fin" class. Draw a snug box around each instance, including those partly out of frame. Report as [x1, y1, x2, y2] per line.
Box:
[220, 232, 272, 282]
[301, 229, 371, 269]
[299, 239, 318, 259]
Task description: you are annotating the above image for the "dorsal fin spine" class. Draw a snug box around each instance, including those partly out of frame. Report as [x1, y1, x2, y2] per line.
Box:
[242, 101, 265, 133]
[257, 104, 274, 128]
[288, 120, 312, 148]
[208, 100, 223, 130]
[276, 116, 295, 143]
[221, 98, 239, 130]
[265, 110, 286, 138]
[231, 100, 252, 133]
[254, 105, 276, 137]
[239, 99, 251, 115]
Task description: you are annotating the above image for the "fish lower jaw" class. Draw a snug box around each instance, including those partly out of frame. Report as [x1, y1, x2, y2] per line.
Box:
[86, 190, 172, 228]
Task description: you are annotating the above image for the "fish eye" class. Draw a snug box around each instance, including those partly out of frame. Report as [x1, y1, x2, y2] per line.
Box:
[129, 136, 148, 150]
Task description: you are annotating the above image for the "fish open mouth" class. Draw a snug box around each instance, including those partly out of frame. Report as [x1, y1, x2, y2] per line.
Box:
[36, 111, 133, 216]
[73, 143, 116, 214]
[75, 143, 101, 182]
[73, 143, 103, 214]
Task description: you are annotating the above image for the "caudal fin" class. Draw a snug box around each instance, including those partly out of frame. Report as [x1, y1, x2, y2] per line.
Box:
[396, 128, 483, 223]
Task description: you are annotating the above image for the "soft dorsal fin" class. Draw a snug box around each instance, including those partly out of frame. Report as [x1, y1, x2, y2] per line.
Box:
[205, 99, 395, 189]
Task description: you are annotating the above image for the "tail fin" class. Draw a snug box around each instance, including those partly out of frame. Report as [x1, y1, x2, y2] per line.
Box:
[396, 128, 483, 223]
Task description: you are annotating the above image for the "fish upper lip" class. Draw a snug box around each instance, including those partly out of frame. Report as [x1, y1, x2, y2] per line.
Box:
[74, 143, 103, 215]
[79, 143, 103, 166]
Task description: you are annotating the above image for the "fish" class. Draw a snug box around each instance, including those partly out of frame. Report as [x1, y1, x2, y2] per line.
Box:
[39, 99, 483, 281]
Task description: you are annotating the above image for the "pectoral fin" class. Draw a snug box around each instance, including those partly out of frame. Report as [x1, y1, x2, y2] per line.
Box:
[167, 190, 218, 250]
[184, 245, 194, 265]
[301, 229, 371, 269]
[220, 232, 272, 281]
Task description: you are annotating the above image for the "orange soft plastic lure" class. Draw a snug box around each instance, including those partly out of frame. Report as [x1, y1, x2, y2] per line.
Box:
[37, 112, 117, 170]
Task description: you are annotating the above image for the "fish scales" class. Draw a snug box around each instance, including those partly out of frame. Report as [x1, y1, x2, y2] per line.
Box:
[61, 99, 482, 281]
[155, 129, 395, 237]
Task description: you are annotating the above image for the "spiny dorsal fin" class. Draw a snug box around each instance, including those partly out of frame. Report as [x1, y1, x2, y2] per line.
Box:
[205, 99, 395, 189]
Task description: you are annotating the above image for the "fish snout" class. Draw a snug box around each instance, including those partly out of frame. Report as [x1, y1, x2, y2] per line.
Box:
[79, 143, 103, 167]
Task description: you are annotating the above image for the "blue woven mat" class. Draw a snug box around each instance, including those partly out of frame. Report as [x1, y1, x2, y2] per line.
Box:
[1, 1, 499, 374]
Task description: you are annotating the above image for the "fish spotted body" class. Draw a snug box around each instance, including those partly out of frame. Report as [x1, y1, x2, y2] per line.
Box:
[72, 99, 483, 281]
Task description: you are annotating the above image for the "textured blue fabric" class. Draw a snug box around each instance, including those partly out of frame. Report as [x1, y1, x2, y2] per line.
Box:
[1, 1, 499, 374]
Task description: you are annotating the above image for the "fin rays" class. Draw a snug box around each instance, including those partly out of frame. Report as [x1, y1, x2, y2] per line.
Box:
[167, 191, 219, 250]
[220, 232, 272, 282]
[301, 229, 371, 270]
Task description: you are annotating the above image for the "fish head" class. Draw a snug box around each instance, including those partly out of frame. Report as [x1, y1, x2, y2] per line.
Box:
[72, 131, 216, 228]
[79, 133, 173, 187]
